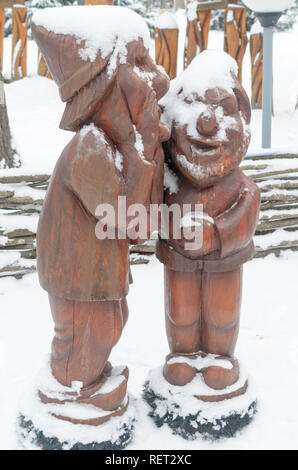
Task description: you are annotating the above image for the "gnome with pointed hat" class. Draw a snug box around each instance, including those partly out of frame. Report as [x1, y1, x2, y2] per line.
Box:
[18, 5, 170, 449]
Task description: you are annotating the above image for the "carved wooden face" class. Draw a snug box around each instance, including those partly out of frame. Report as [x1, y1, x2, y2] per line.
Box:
[166, 85, 251, 188]
[92, 39, 170, 162]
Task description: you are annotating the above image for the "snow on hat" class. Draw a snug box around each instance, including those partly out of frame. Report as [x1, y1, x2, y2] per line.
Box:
[166, 50, 239, 102]
[32, 5, 150, 103]
[161, 50, 251, 134]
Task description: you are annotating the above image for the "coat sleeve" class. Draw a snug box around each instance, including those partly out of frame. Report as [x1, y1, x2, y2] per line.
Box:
[214, 175, 260, 259]
[68, 130, 125, 220]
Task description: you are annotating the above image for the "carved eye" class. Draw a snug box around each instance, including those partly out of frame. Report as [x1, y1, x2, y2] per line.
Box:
[221, 98, 238, 115]
[135, 56, 146, 68]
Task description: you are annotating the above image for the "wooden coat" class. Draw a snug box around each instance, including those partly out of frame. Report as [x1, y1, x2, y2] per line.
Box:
[156, 167, 260, 272]
[37, 128, 132, 301]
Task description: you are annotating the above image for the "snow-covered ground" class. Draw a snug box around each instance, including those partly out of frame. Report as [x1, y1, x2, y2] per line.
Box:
[1, 10, 298, 450]
[1, 253, 298, 450]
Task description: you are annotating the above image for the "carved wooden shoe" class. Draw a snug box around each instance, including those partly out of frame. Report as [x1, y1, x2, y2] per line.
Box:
[201, 357, 239, 390]
[163, 352, 246, 401]
[39, 365, 129, 424]
[163, 361, 197, 386]
[197, 357, 248, 402]
[163, 352, 203, 386]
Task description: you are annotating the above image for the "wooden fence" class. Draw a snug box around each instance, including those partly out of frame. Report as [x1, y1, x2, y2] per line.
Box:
[0, 1, 26, 80]
[224, 4, 248, 84]
[0, 1, 264, 107]
[154, 1, 263, 110]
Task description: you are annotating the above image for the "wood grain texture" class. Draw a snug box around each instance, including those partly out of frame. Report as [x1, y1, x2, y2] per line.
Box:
[157, 67, 260, 399]
[0, 0, 24, 6]
[11, 6, 27, 80]
[196, 0, 229, 11]
[250, 30, 263, 109]
[30, 22, 170, 424]
[185, 10, 210, 67]
[155, 27, 178, 80]
[0, 9, 4, 72]
[224, 5, 248, 83]
[37, 49, 52, 79]
[84, 0, 113, 4]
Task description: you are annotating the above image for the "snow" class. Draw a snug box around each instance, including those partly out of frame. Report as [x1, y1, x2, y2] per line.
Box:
[133, 66, 156, 87]
[1, 8, 298, 450]
[156, 12, 178, 30]
[133, 125, 150, 165]
[0, 182, 45, 200]
[80, 124, 125, 170]
[186, 1, 198, 22]
[163, 49, 238, 101]
[18, 357, 134, 448]
[5, 75, 69, 173]
[80, 123, 102, 139]
[1, 253, 298, 449]
[0, 251, 20, 270]
[164, 163, 179, 194]
[250, 20, 263, 36]
[0, 214, 38, 234]
[32, 6, 150, 64]
[256, 228, 298, 249]
[133, 125, 145, 159]
[146, 365, 254, 420]
[243, 0, 294, 14]
[98, 375, 125, 396]
[115, 150, 123, 173]
[19, 385, 135, 449]
[167, 353, 232, 371]
[177, 153, 210, 179]
[226, 9, 234, 23]
[159, 50, 244, 146]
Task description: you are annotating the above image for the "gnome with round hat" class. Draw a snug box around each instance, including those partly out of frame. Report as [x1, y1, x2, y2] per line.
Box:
[17, 5, 170, 450]
[144, 51, 260, 439]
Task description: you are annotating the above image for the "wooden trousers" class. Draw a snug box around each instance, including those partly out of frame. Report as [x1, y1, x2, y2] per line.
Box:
[164, 266, 243, 357]
[48, 294, 128, 388]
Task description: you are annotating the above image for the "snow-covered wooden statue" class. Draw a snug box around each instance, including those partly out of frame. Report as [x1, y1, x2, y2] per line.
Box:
[144, 50, 260, 439]
[17, 5, 170, 450]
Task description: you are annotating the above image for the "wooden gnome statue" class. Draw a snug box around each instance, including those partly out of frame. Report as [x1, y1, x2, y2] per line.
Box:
[144, 50, 260, 439]
[17, 5, 170, 450]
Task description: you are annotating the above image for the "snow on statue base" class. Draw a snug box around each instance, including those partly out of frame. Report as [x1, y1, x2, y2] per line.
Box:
[17, 413, 134, 451]
[143, 366, 257, 440]
[16, 360, 135, 450]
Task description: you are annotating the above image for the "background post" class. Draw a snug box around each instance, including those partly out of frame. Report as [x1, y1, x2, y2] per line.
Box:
[262, 25, 274, 148]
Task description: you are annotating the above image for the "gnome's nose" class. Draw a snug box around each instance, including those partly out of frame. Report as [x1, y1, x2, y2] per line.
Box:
[196, 109, 218, 137]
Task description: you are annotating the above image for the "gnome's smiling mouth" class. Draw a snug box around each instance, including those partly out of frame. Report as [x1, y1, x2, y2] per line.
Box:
[188, 138, 221, 156]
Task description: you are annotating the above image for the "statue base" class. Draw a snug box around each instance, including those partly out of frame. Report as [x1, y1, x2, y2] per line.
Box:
[143, 366, 257, 440]
[17, 412, 134, 450]
[16, 359, 135, 450]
